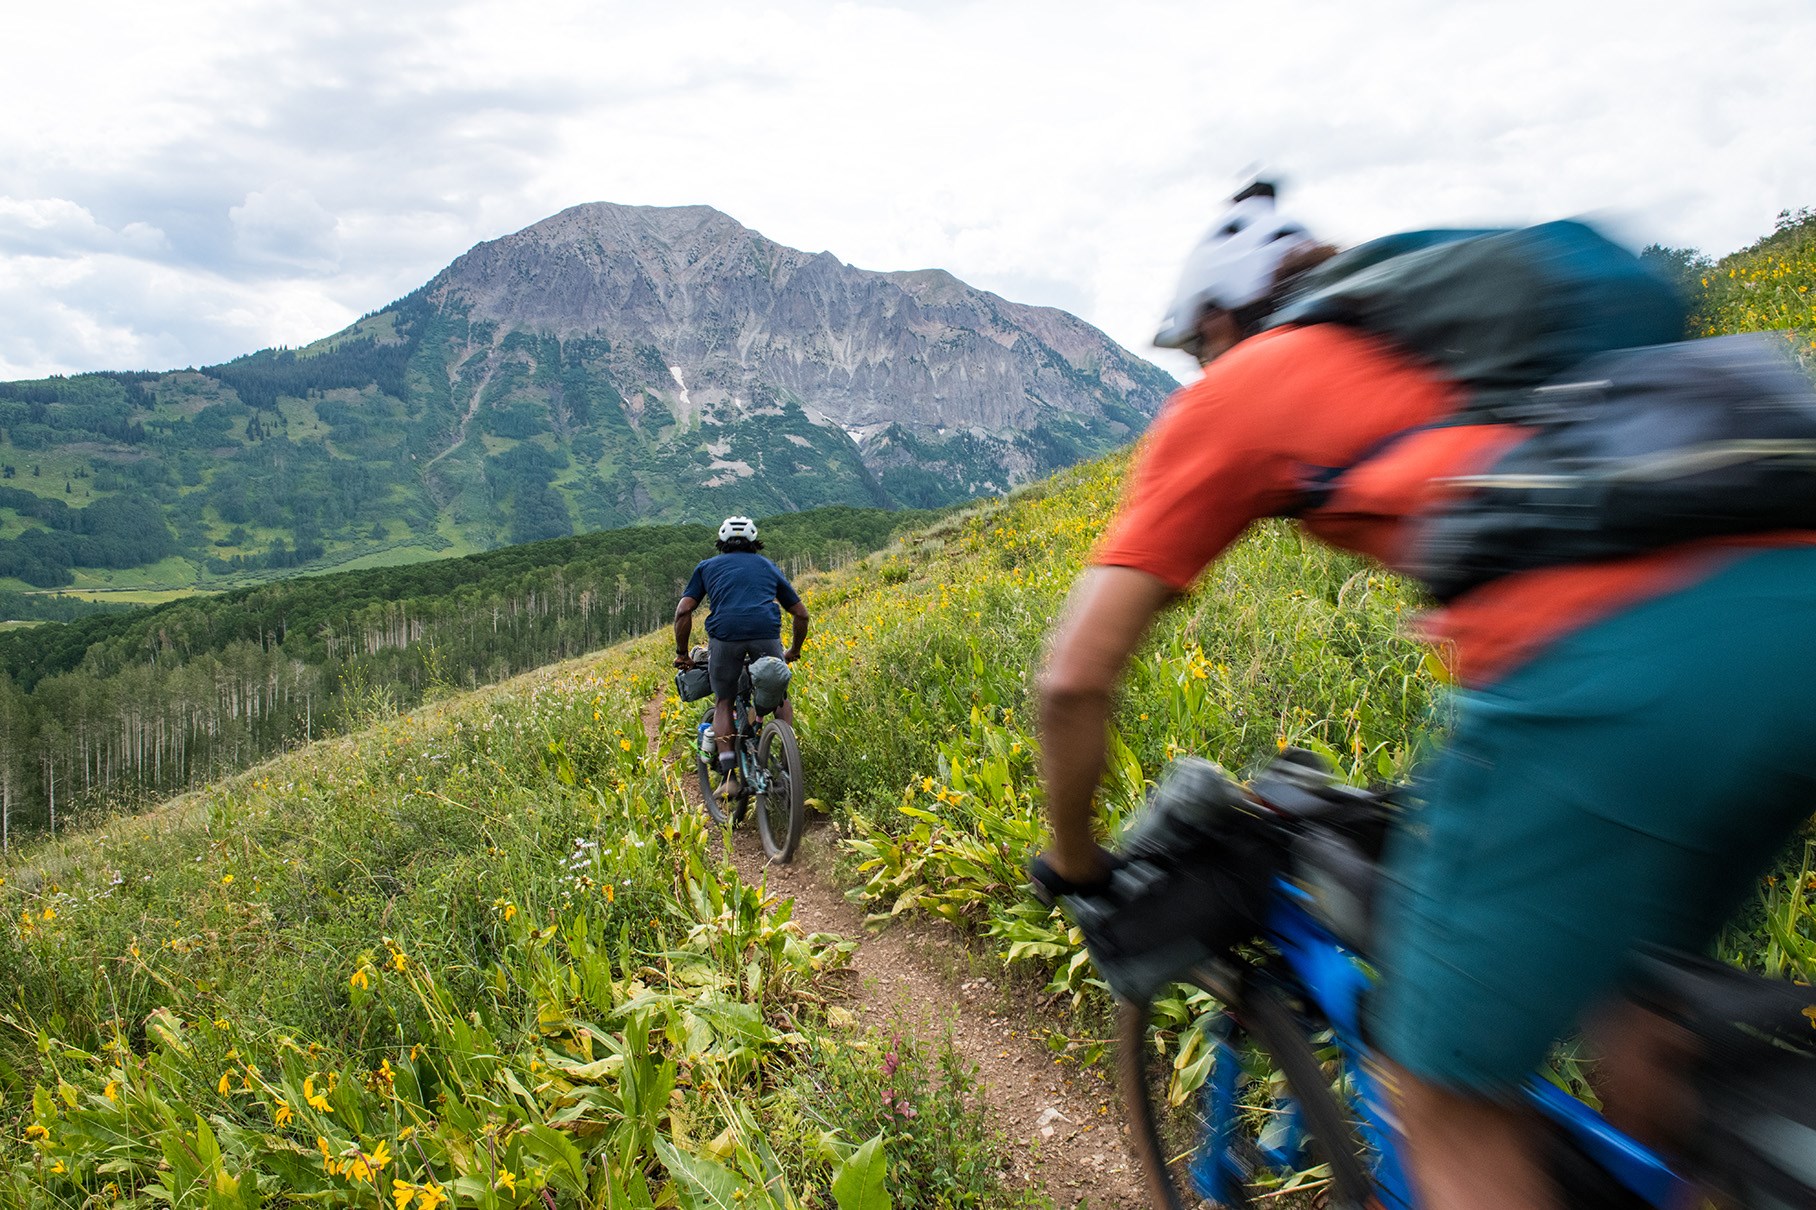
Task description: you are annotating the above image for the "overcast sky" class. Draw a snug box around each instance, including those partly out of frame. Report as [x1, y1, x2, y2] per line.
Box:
[4, 0, 1813, 382]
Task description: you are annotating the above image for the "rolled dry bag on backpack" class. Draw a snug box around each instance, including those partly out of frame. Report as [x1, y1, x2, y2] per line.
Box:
[1408, 333, 1816, 600]
[748, 656, 792, 713]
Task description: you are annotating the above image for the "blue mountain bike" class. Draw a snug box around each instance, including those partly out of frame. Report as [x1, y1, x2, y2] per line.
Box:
[1069, 751, 1816, 1209]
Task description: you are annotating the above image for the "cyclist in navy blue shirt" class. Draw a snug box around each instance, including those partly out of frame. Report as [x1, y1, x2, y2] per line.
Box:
[674, 516, 808, 798]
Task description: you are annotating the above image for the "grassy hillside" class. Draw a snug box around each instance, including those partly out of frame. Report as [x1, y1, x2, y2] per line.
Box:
[1692, 205, 1816, 363]
[8, 440, 1815, 1204]
[2, 637, 1025, 1208]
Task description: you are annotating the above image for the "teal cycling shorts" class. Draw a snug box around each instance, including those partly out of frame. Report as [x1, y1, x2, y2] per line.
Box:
[1371, 545, 1816, 1094]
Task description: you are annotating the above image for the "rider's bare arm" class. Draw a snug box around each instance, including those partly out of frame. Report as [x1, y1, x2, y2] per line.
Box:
[1036, 565, 1176, 885]
[674, 595, 699, 665]
[784, 600, 809, 662]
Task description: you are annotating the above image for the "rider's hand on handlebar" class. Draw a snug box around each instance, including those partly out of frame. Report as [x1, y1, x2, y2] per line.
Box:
[784, 647, 802, 664]
[674, 654, 696, 669]
[1028, 847, 1121, 907]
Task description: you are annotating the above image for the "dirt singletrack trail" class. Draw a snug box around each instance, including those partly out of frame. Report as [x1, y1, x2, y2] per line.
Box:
[643, 694, 1145, 1208]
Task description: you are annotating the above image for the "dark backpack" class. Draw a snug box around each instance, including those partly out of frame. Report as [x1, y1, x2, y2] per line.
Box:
[1276, 223, 1816, 599]
[1272, 220, 1688, 413]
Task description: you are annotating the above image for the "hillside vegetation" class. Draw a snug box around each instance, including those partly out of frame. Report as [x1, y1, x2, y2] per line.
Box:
[2, 638, 1025, 1208]
[7, 206, 1816, 1206]
[1689, 206, 1816, 364]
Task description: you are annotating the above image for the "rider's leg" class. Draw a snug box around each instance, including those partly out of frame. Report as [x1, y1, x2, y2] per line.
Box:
[1388, 1069, 1557, 1210]
[1582, 999, 1699, 1155]
[712, 695, 739, 794]
[775, 696, 793, 725]
[712, 696, 734, 756]
[1372, 547, 1816, 1202]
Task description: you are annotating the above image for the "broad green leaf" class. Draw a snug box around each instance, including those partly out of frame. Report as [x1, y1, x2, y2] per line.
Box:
[830, 1132, 892, 1210]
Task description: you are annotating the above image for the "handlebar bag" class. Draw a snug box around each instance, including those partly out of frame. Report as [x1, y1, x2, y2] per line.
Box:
[675, 665, 711, 702]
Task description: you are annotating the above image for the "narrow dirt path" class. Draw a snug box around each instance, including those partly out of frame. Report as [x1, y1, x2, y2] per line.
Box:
[645, 696, 1143, 1208]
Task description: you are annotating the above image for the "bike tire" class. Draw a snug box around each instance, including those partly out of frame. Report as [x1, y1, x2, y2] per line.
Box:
[698, 717, 735, 826]
[1117, 967, 1374, 1210]
[754, 718, 804, 862]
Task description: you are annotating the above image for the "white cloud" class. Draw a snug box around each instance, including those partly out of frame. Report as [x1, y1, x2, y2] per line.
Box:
[0, 198, 170, 259]
[0, 0, 1813, 379]
[229, 185, 341, 272]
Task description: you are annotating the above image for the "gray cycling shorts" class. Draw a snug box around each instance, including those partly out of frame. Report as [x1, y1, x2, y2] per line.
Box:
[707, 637, 784, 701]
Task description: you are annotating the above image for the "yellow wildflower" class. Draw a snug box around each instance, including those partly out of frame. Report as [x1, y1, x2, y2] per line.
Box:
[350, 968, 370, 991]
[391, 950, 408, 972]
[619, 738, 632, 751]
[274, 1098, 294, 1126]
[369, 1139, 392, 1169]
[417, 1183, 448, 1210]
[603, 883, 615, 903]
[104, 1081, 120, 1103]
[305, 1075, 332, 1113]
[40, 906, 54, 922]
[25, 1123, 49, 1142]
[220, 874, 234, 886]
[218, 1072, 233, 1095]
[496, 1169, 517, 1193]
[393, 1179, 417, 1210]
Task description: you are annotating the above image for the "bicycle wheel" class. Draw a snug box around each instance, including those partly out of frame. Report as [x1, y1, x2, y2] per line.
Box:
[1117, 967, 1374, 1210]
[698, 713, 735, 826]
[754, 718, 803, 862]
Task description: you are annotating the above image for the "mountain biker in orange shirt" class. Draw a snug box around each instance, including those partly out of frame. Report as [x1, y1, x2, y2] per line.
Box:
[1033, 184, 1816, 1209]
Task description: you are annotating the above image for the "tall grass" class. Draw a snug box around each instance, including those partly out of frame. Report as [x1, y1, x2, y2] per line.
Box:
[2, 639, 1034, 1208]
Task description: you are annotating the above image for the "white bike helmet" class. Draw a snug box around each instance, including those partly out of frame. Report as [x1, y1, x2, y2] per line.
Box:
[1153, 182, 1316, 350]
[718, 515, 759, 543]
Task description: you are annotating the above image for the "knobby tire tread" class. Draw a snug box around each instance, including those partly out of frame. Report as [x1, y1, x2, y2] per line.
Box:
[755, 719, 804, 863]
[699, 742, 734, 827]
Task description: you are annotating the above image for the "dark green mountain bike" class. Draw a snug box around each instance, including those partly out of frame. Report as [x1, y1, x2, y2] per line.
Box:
[693, 653, 804, 862]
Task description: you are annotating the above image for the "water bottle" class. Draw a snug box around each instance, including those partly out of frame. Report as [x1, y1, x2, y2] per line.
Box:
[696, 719, 714, 762]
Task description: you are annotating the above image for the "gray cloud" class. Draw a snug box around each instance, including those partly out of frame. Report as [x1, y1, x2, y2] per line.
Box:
[1, 0, 1814, 379]
[230, 186, 341, 272]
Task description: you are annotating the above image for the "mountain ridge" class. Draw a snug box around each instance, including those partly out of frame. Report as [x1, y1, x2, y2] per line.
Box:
[0, 201, 1175, 593]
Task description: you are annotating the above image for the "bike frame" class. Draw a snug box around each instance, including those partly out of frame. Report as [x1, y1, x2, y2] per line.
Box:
[726, 659, 779, 799]
[1194, 879, 1692, 1207]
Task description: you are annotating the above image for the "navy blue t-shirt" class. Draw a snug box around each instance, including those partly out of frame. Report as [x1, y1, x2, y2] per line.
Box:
[683, 552, 801, 641]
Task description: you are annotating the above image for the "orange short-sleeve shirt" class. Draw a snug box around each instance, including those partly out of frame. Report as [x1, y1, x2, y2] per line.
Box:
[1092, 324, 1810, 686]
